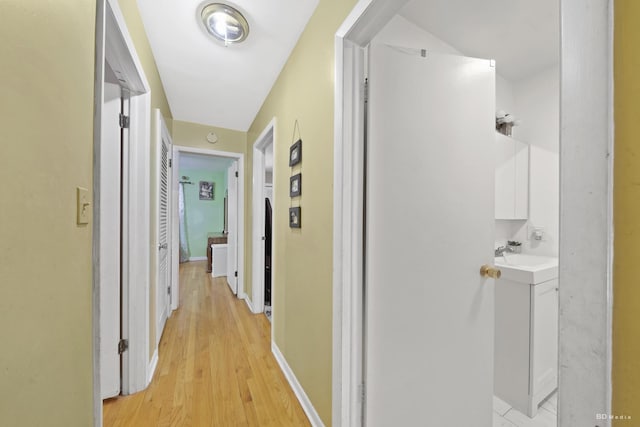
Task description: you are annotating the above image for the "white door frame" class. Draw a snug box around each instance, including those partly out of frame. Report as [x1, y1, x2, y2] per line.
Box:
[94, 0, 152, 424]
[251, 118, 276, 315]
[171, 145, 245, 306]
[154, 109, 173, 346]
[332, 0, 614, 426]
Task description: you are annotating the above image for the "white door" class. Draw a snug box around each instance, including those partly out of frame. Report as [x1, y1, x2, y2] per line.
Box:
[100, 81, 122, 399]
[156, 114, 172, 343]
[226, 162, 238, 294]
[365, 44, 496, 426]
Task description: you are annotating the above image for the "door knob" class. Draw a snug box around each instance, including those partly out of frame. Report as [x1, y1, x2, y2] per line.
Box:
[158, 243, 168, 250]
[480, 265, 501, 279]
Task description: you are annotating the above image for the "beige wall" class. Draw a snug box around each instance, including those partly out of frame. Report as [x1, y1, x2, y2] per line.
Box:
[246, 0, 357, 423]
[118, 0, 174, 360]
[0, 1, 96, 425]
[173, 120, 247, 154]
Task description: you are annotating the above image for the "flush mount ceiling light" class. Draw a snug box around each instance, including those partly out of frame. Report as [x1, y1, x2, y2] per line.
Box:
[201, 3, 249, 46]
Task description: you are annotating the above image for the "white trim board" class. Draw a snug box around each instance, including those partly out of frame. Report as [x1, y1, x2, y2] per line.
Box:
[188, 256, 207, 262]
[242, 294, 255, 314]
[147, 349, 159, 385]
[94, 0, 153, 425]
[332, 0, 614, 426]
[272, 343, 324, 427]
[251, 118, 277, 315]
[171, 145, 245, 310]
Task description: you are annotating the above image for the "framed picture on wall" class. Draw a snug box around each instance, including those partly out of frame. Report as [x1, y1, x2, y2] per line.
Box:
[289, 139, 302, 166]
[290, 173, 302, 197]
[199, 181, 214, 200]
[289, 207, 301, 228]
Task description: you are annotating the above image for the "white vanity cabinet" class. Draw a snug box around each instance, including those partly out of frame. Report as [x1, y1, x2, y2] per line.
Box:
[495, 133, 529, 219]
[494, 277, 558, 417]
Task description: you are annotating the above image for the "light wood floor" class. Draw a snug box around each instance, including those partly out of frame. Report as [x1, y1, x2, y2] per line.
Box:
[103, 261, 311, 427]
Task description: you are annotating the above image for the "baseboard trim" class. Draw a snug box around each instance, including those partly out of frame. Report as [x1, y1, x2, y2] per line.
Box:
[188, 256, 207, 261]
[272, 342, 324, 427]
[147, 349, 158, 385]
[242, 294, 256, 313]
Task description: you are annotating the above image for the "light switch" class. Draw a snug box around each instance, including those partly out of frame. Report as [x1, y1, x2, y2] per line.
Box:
[77, 187, 91, 225]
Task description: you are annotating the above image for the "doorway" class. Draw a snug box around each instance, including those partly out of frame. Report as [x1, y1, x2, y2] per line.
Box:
[95, 0, 154, 419]
[333, 0, 613, 426]
[171, 146, 245, 307]
[251, 119, 276, 318]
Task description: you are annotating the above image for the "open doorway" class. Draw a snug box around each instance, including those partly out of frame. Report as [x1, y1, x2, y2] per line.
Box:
[171, 146, 245, 308]
[333, 0, 612, 426]
[252, 119, 276, 318]
[95, 0, 154, 418]
[365, 7, 561, 422]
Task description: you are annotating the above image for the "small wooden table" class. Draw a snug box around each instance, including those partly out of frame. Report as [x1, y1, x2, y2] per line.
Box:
[206, 232, 228, 273]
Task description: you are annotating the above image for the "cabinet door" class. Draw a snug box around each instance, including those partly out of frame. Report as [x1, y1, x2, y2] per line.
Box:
[495, 133, 529, 219]
[495, 133, 516, 219]
[532, 279, 559, 395]
[514, 140, 529, 219]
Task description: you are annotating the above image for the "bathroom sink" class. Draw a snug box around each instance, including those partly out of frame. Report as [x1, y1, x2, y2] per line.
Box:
[494, 254, 558, 284]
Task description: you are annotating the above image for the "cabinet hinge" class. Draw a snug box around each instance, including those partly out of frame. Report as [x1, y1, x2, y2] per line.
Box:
[235, 171, 239, 178]
[167, 286, 171, 296]
[169, 159, 172, 168]
[118, 339, 128, 354]
[235, 271, 238, 277]
[119, 113, 130, 129]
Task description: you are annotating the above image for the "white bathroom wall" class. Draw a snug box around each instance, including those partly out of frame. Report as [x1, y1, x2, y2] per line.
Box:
[375, 16, 514, 107]
[496, 74, 515, 115]
[374, 15, 460, 54]
[511, 66, 560, 256]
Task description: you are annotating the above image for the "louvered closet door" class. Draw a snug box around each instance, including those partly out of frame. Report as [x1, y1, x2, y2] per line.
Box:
[157, 131, 171, 339]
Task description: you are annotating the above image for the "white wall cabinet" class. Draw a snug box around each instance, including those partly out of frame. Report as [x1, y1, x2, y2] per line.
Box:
[495, 133, 529, 219]
[495, 278, 558, 417]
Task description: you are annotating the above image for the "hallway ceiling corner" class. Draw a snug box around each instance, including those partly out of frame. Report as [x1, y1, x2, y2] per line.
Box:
[137, 0, 320, 131]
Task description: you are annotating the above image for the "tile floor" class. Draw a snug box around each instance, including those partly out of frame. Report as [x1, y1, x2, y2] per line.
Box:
[493, 393, 557, 427]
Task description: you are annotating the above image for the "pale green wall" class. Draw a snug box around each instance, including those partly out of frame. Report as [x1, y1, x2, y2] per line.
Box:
[180, 168, 227, 258]
[246, 0, 358, 424]
[0, 0, 95, 425]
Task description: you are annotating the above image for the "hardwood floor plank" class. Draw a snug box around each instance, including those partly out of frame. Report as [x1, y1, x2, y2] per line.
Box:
[103, 261, 310, 426]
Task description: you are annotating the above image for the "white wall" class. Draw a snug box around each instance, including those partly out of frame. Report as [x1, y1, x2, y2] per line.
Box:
[508, 66, 560, 256]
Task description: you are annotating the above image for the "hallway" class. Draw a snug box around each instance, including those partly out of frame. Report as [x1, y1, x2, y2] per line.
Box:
[103, 261, 310, 426]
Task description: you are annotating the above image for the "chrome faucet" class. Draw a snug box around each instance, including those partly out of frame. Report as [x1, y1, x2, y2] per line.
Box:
[494, 246, 514, 257]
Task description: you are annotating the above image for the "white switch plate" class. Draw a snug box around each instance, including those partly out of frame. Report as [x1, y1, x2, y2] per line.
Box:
[77, 187, 91, 225]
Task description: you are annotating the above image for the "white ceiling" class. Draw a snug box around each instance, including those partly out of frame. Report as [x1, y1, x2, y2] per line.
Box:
[137, 0, 319, 131]
[399, 0, 559, 81]
[179, 153, 234, 172]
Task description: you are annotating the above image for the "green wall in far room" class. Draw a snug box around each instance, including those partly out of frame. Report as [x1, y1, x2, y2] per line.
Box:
[180, 168, 227, 258]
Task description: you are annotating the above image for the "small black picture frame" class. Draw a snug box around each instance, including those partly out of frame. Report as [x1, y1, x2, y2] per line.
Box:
[199, 181, 214, 200]
[289, 138, 302, 166]
[289, 207, 302, 228]
[290, 173, 302, 197]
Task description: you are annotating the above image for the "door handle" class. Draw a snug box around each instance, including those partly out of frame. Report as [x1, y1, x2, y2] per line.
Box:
[480, 265, 501, 279]
[158, 243, 168, 250]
